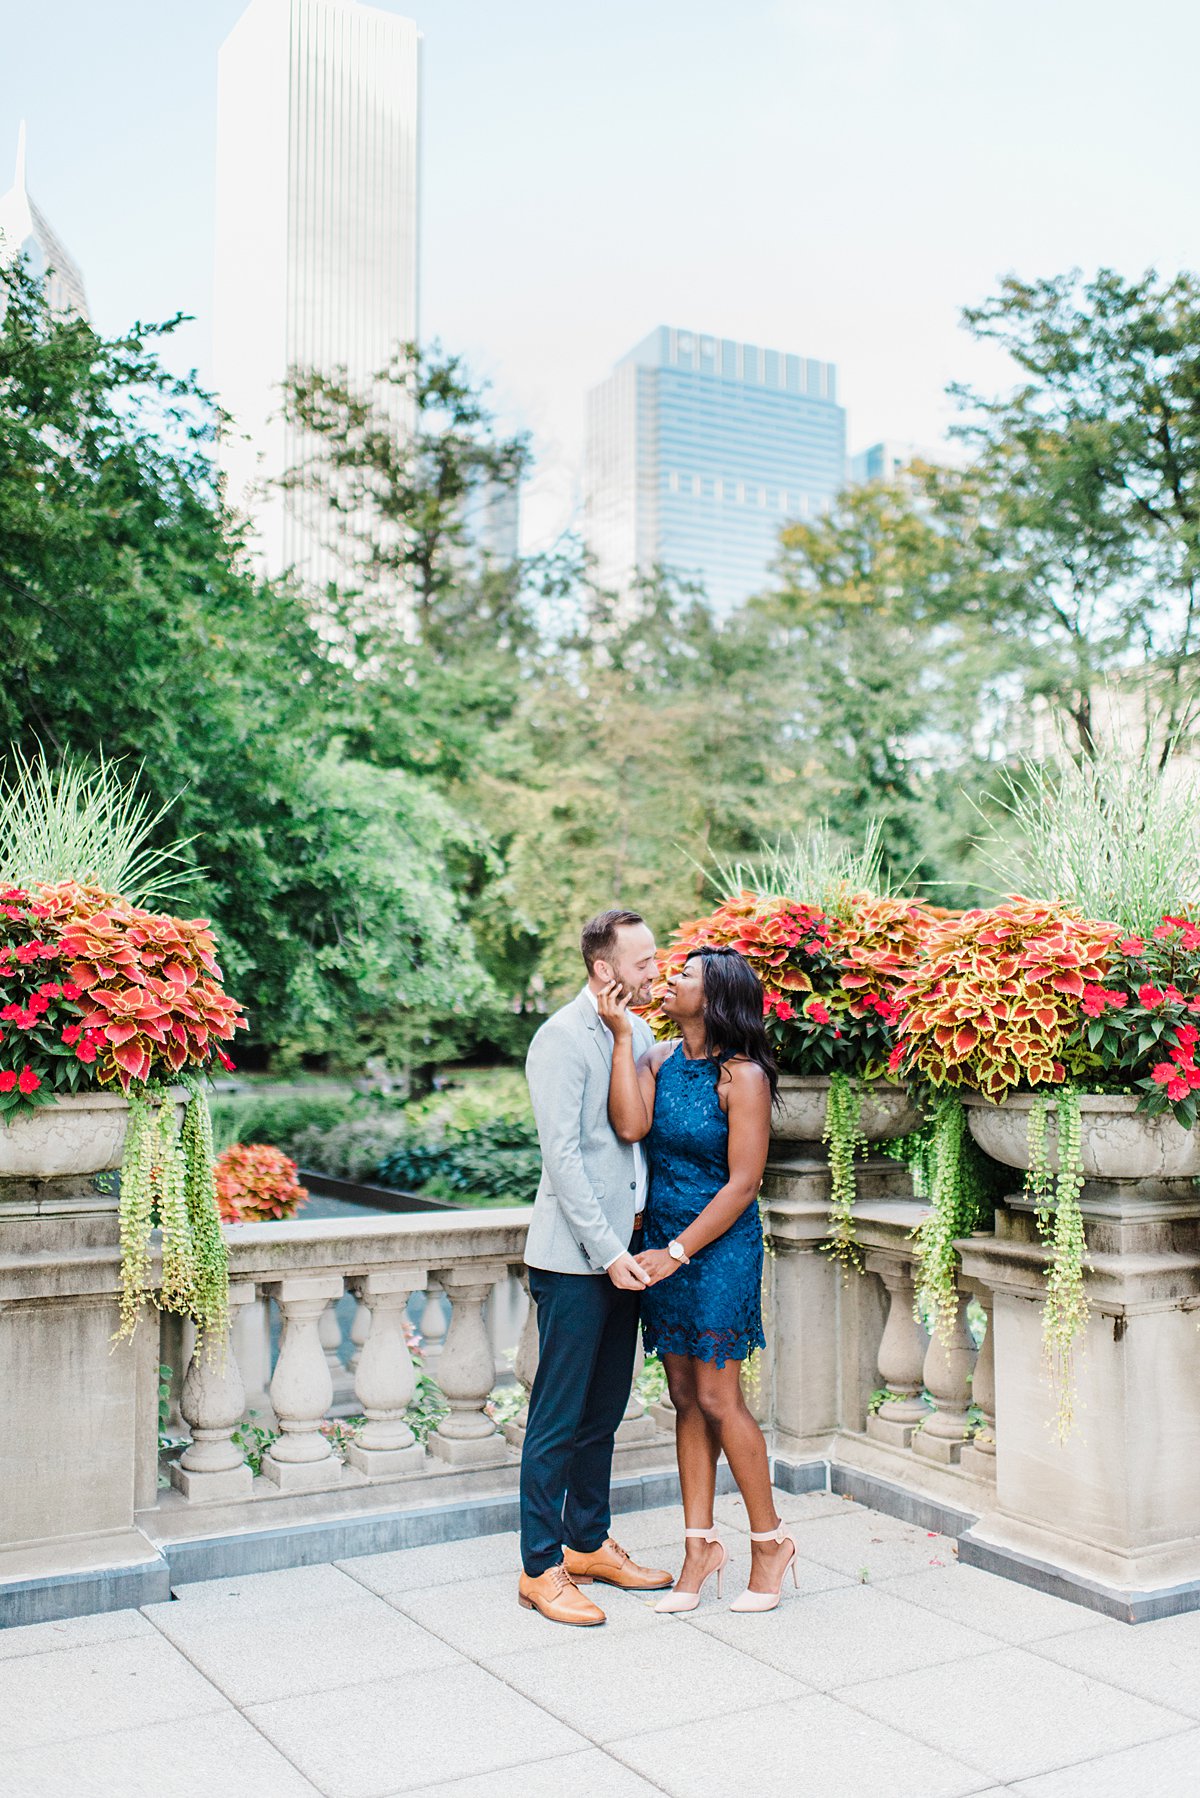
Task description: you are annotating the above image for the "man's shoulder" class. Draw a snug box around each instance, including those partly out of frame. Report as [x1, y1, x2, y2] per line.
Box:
[528, 993, 588, 1052]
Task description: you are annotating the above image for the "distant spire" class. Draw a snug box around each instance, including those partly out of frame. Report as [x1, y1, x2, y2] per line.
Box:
[14, 119, 26, 194]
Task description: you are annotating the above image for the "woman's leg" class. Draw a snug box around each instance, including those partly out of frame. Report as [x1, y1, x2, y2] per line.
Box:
[693, 1358, 791, 1593]
[662, 1352, 723, 1593]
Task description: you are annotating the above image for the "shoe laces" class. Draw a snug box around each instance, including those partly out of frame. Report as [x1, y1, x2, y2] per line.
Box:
[550, 1563, 577, 1592]
[605, 1538, 631, 1565]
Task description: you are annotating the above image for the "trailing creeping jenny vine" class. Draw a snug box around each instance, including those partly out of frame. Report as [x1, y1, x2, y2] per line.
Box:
[1026, 1089, 1088, 1439]
[822, 1071, 868, 1273]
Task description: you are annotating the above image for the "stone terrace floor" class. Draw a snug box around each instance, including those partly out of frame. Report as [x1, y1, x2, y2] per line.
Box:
[5, 1488, 1200, 1796]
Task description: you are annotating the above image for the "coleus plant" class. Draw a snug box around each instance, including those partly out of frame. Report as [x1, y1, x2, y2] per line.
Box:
[891, 898, 1200, 1128]
[646, 890, 936, 1077]
[0, 881, 245, 1120]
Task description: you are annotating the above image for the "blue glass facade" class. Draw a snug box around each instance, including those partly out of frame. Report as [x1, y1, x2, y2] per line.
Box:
[584, 326, 846, 616]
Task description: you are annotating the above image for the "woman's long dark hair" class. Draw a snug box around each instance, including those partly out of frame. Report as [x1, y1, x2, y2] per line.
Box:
[687, 948, 780, 1105]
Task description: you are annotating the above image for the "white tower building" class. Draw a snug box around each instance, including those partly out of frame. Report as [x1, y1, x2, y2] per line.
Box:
[0, 123, 89, 319]
[213, 0, 420, 592]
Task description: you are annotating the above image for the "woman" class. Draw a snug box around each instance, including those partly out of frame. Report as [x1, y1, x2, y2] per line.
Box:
[598, 946, 798, 1612]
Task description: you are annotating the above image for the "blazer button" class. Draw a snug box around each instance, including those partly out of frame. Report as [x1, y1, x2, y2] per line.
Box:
[630, 1181, 636, 1190]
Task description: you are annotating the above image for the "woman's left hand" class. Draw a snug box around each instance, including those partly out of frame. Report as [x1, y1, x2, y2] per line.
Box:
[635, 1248, 680, 1285]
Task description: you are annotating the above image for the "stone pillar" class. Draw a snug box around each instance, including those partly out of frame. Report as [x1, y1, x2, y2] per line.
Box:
[171, 1281, 257, 1500]
[261, 1273, 345, 1490]
[503, 1269, 538, 1449]
[418, 1281, 448, 1367]
[761, 1167, 843, 1453]
[960, 1280, 997, 1480]
[348, 1296, 372, 1372]
[959, 1183, 1200, 1616]
[864, 1256, 930, 1450]
[231, 1290, 274, 1422]
[345, 1266, 426, 1478]
[427, 1264, 510, 1467]
[913, 1289, 976, 1465]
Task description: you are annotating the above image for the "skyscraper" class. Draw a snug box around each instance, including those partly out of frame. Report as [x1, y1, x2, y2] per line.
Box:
[213, 0, 420, 592]
[0, 123, 89, 319]
[583, 326, 846, 616]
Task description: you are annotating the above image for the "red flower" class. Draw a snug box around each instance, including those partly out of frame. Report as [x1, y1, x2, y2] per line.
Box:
[61, 1025, 82, 1046]
[1081, 984, 1109, 1018]
[887, 1043, 904, 1074]
[1118, 936, 1145, 955]
[17, 1067, 40, 1094]
[774, 999, 795, 1022]
[60, 981, 82, 1001]
[27, 994, 49, 1017]
[1169, 1077, 1190, 1101]
[15, 941, 45, 964]
[1154, 922, 1176, 940]
[1152, 1061, 1176, 1084]
[37, 982, 61, 999]
[216, 1048, 236, 1072]
[0, 1071, 14, 1092]
[1177, 1025, 1200, 1049]
[75, 1039, 97, 1064]
[808, 1001, 831, 1025]
[1139, 985, 1166, 1009]
[1165, 985, 1186, 1006]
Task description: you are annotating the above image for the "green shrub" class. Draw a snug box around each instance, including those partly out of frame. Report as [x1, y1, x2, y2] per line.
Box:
[378, 1115, 540, 1205]
[287, 1114, 412, 1181]
[208, 1092, 363, 1157]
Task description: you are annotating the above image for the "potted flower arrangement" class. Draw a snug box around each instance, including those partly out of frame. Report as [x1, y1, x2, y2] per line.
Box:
[891, 896, 1200, 1432]
[0, 878, 245, 1350]
[647, 883, 933, 1267]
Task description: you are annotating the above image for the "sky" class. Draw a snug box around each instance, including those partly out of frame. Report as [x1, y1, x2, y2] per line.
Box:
[5, 0, 1200, 548]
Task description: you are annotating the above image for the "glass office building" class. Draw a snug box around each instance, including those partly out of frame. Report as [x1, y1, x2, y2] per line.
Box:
[583, 326, 846, 616]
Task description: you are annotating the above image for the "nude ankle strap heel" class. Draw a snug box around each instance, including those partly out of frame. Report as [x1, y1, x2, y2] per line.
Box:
[654, 1527, 728, 1614]
[729, 1522, 799, 1613]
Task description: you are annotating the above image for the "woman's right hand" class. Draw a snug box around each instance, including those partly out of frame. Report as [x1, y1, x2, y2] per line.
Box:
[596, 978, 634, 1039]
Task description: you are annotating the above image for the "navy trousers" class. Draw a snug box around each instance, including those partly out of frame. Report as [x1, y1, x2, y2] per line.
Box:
[519, 1241, 641, 1577]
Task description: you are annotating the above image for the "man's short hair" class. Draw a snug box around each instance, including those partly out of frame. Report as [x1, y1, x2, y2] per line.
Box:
[581, 908, 646, 974]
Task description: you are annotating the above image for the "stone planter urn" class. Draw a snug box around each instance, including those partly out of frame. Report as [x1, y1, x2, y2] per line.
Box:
[0, 1088, 187, 1219]
[772, 1074, 921, 1145]
[961, 1090, 1200, 1208]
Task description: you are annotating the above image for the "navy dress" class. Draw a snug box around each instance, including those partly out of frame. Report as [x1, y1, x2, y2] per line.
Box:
[641, 1047, 766, 1368]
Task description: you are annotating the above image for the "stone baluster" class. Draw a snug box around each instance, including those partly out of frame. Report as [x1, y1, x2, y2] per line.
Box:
[913, 1286, 977, 1465]
[428, 1264, 510, 1466]
[961, 1283, 997, 1479]
[418, 1281, 449, 1366]
[171, 1281, 257, 1501]
[503, 1269, 539, 1448]
[261, 1273, 345, 1489]
[615, 1329, 655, 1446]
[232, 1290, 275, 1422]
[319, 1300, 344, 1375]
[346, 1265, 427, 1477]
[865, 1255, 930, 1450]
[348, 1296, 372, 1372]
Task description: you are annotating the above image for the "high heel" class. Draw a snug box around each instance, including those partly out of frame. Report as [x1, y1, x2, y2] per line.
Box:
[729, 1521, 799, 1612]
[654, 1527, 728, 1613]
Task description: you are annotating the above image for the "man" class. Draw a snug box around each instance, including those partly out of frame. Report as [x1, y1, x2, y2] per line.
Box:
[518, 908, 673, 1624]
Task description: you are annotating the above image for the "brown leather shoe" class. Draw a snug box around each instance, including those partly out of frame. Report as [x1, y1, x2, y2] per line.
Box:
[563, 1537, 673, 1591]
[518, 1563, 606, 1625]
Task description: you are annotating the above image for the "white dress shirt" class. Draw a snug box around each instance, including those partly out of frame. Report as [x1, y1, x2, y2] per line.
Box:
[584, 985, 649, 1219]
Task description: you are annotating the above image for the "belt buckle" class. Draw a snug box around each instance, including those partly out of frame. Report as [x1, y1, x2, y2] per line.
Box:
[632, 1210, 645, 1231]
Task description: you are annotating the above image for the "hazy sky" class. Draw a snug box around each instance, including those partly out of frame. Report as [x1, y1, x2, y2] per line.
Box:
[6, 0, 1200, 546]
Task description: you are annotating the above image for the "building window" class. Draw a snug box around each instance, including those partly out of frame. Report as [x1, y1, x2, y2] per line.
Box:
[692, 474, 702, 497]
[668, 470, 680, 493]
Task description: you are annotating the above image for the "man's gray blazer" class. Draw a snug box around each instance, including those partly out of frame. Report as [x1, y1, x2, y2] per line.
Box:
[524, 987, 655, 1275]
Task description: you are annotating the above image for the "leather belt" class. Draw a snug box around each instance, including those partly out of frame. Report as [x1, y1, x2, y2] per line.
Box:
[632, 1211, 645, 1231]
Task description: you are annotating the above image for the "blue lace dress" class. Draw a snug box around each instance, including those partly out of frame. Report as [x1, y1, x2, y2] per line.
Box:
[641, 1047, 765, 1368]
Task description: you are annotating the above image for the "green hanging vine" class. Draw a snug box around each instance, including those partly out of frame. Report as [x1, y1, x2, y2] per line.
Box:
[113, 1078, 230, 1354]
[911, 1092, 997, 1342]
[822, 1071, 867, 1274]
[1026, 1089, 1089, 1440]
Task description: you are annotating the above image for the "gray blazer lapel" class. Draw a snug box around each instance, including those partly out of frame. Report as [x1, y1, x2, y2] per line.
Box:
[574, 987, 613, 1071]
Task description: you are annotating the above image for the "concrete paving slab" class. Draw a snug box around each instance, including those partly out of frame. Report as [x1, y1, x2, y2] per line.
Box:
[1033, 1612, 1200, 1720]
[0, 1631, 228, 1755]
[246, 1660, 587, 1798]
[844, 1644, 1193, 1784]
[0, 1707, 321, 1797]
[145, 1583, 462, 1706]
[1010, 1725, 1200, 1796]
[166, 1561, 371, 1615]
[608, 1692, 994, 1798]
[783, 1508, 960, 1582]
[412, 1746, 663, 1798]
[486, 1620, 803, 1742]
[389, 1568, 662, 1661]
[685, 1578, 997, 1688]
[714, 1488, 850, 1527]
[0, 1606, 155, 1660]
[879, 1561, 1109, 1645]
[335, 1531, 522, 1596]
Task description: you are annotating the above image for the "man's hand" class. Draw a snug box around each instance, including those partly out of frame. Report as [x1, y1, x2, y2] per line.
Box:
[635, 1248, 680, 1286]
[607, 1250, 651, 1290]
[596, 978, 634, 1040]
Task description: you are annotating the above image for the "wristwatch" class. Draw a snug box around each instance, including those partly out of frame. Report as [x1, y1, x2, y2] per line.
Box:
[667, 1239, 690, 1265]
